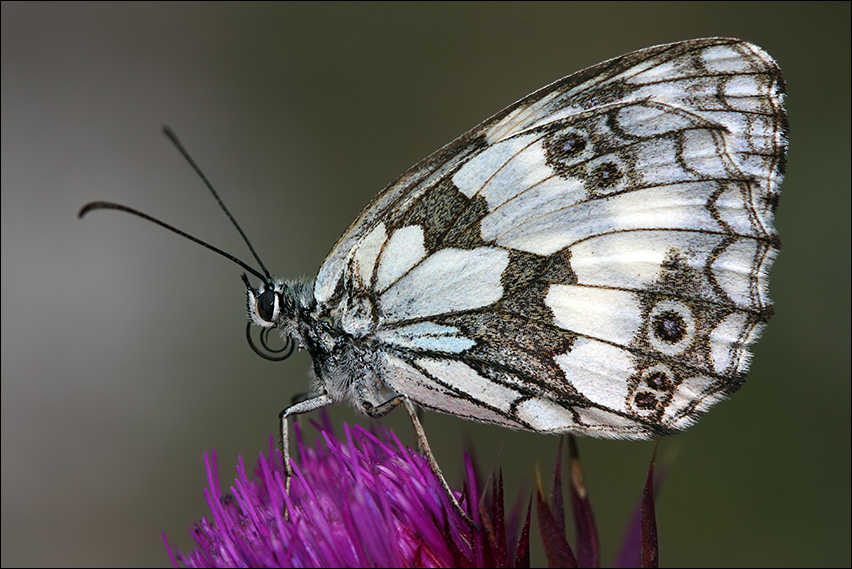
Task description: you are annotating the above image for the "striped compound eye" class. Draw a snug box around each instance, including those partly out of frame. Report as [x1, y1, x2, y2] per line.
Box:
[255, 290, 278, 324]
[254, 289, 279, 324]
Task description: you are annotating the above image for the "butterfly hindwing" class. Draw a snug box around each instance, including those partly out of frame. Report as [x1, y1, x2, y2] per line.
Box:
[313, 38, 786, 438]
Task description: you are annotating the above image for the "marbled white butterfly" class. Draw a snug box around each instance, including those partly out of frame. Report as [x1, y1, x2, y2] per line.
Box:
[82, 37, 786, 520]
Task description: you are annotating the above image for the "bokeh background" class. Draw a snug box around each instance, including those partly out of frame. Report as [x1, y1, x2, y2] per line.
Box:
[2, 2, 849, 567]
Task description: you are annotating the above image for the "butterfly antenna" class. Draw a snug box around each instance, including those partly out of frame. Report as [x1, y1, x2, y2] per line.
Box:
[162, 126, 273, 282]
[78, 201, 268, 283]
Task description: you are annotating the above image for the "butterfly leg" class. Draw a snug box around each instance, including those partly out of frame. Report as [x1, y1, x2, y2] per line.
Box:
[279, 394, 333, 495]
[402, 397, 481, 530]
[364, 395, 479, 527]
[361, 396, 401, 418]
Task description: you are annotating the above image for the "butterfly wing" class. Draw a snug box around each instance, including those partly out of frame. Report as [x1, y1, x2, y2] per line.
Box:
[313, 38, 786, 438]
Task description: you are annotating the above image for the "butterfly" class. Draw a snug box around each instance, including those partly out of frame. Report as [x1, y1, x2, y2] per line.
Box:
[82, 37, 786, 521]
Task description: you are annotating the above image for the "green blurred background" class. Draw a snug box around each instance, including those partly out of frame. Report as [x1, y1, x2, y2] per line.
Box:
[2, 2, 849, 567]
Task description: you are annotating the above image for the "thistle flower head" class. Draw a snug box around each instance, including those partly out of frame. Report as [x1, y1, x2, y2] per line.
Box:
[165, 418, 529, 568]
[166, 416, 662, 568]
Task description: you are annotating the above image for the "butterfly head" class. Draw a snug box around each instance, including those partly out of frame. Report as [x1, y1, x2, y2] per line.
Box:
[242, 274, 299, 361]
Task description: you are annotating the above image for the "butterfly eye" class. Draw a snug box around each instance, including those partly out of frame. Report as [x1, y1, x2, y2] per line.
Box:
[256, 290, 279, 323]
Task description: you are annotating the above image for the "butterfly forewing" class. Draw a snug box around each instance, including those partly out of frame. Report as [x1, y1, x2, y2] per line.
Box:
[312, 38, 786, 439]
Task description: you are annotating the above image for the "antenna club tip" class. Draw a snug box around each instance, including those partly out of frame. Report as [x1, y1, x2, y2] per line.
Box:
[78, 202, 98, 218]
[162, 125, 177, 141]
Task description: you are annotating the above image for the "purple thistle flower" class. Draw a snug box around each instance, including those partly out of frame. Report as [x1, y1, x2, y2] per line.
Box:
[164, 418, 529, 568]
[165, 414, 663, 569]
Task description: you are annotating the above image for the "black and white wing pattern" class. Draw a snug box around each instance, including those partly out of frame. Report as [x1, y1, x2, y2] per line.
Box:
[310, 38, 787, 439]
